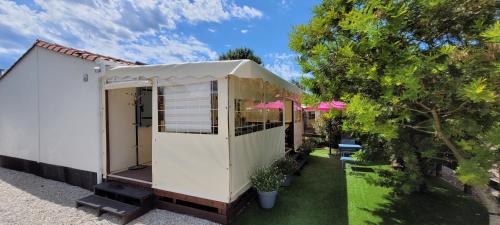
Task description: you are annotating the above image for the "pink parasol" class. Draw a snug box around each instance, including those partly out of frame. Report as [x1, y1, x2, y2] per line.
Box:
[253, 102, 267, 109]
[303, 100, 347, 111]
[266, 100, 284, 109]
[317, 102, 332, 111]
[330, 100, 347, 110]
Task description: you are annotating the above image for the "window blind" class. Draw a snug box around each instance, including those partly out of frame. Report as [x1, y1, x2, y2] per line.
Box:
[163, 82, 212, 133]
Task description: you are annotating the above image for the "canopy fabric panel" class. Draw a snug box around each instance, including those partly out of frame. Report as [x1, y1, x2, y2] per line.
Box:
[105, 60, 302, 95]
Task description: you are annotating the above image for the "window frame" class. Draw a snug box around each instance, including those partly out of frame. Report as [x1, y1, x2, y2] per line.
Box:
[157, 80, 218, 135]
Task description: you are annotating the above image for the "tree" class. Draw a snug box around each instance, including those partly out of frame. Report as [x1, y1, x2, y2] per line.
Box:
[219, 47, 263, 64]
[290, 0, 498, 211]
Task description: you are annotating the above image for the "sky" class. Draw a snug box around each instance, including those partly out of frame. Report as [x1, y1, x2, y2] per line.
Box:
[0, 0, 320, 81]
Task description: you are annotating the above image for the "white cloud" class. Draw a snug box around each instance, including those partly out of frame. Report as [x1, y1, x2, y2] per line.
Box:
[0, 0, 263, 64]
[208, 28, 216, 33]
[0, 47, 23, 55]
[279, 0, 293, 9]
[227, 3, 263, 19]
[264, 53, 303, 81]
[241, 29, 248, 34]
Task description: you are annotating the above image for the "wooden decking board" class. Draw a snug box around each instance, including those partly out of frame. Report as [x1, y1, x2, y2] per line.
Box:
[94, 181, 153, 200]
[111, 166, 152, 182]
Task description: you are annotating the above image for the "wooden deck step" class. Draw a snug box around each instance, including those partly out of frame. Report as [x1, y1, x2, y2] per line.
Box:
[94, 181, 154, 203]
[76, 194, 144, 224]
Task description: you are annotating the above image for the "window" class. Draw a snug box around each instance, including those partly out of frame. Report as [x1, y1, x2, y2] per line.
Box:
[308, 111, 316, 120]
[158, 81, 218, 134]
[232, 77, 284, 136]
[265, 83, 283, 129]
[233, 78, 264, 136]
[137, 87, 152, 127]
[234, 99, 264, 136]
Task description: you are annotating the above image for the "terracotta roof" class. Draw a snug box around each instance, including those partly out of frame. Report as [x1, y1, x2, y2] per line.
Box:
[33, 39, 136, 65]
[0, 39, 138, 80]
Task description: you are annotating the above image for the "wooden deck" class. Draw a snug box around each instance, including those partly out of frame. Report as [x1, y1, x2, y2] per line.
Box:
[112, 166, 152, 182]
[107, 166, 152, 187]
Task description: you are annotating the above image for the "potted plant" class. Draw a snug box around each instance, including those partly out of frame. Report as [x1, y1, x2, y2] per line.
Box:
[300, 139, 316, 158]
[274, 157, 300, 187]
[250, 165, 285, 209]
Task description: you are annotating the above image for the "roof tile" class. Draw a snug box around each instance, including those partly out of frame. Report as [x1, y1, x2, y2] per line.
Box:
[35, 39, 136, 65]
[1, 39, 138, 81]
[87, 55, 98, 61]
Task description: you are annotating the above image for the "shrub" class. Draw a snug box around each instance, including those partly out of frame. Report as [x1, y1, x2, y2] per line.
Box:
[250, 165, 285, 192]
[351, 149, 368, 163]
[300, 138, 317, 154]
[273, 157, 300, 175]
[369, 154, 425, 195]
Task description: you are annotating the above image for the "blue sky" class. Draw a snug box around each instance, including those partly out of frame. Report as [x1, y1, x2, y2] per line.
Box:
[0, 0, 319, 81]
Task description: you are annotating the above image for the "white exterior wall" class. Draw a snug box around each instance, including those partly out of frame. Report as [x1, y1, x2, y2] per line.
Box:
[37, 48, 101, 172]
[228, 77, 285, 201]
[152, 78, 230, 203]
[228, 128, 285, 201]
[0, 47, 101, 173]
[0, 48, 39, 161]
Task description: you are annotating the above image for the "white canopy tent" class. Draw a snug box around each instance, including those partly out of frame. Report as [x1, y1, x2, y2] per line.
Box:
[103, 60, 302, 95]
[100, 60, 303, 204]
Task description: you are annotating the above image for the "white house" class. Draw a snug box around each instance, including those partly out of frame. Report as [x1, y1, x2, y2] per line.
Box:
[0, 40, 136, 189]
[0, 40, 304, 224]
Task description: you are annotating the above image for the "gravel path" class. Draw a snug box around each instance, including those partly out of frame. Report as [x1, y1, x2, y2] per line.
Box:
[0, 167, 219, 225]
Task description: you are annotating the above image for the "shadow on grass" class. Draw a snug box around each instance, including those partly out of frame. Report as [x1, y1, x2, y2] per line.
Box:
[234, 153, 348, 225]
[350, 166, 375, 173]
[360, 179, 489, 225]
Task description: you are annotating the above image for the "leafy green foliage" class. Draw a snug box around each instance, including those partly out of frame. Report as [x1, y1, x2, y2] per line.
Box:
[290, 0, 499, 187]
[460, 78, 496, 103]
[373, 154, 425, 195]
[250, 165, 285, 192]
[218, 47, 262, 64]
[480, 21, 500, 43]
[351, 149, 368, 162]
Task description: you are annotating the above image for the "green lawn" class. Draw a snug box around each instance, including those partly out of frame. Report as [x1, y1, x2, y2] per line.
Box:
[234, 149, 489, 225]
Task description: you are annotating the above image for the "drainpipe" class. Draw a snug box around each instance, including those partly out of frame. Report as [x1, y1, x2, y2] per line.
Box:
[96, 62, 108, 184]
